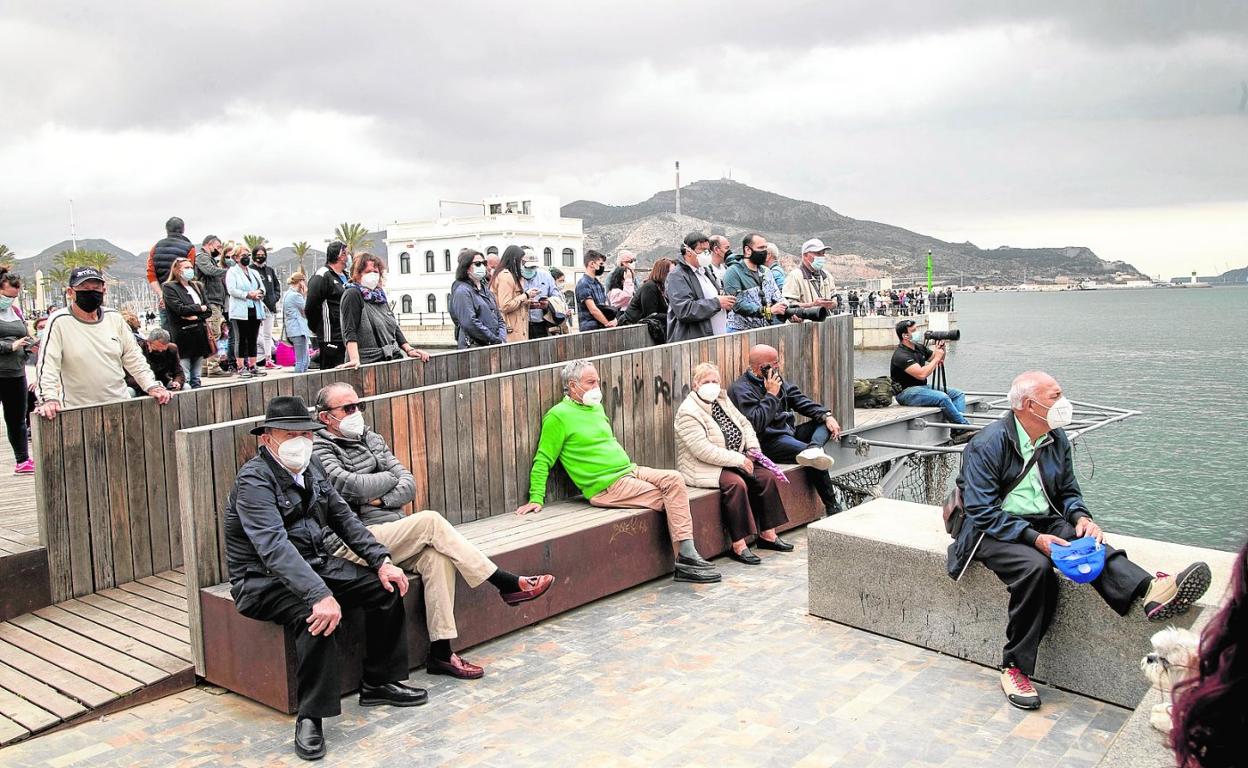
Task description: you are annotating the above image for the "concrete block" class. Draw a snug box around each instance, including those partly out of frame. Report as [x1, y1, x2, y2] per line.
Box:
[808, 499, 1235, 708]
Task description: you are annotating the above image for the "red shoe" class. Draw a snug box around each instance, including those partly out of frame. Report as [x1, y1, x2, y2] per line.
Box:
[500, 574, 554, 606]
[426, 653, 484, 680]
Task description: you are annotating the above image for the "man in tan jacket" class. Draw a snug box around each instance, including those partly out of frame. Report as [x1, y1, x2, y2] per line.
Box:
[783, 238, 838, 313]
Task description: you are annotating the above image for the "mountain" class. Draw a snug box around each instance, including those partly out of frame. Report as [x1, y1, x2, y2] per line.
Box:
[16, 239, 149, 283]
[564, 179, 1144, 284]
[1216, 265, 1248, 283]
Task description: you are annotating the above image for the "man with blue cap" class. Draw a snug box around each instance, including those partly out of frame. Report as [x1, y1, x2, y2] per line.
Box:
[948, 371, 1212, 711]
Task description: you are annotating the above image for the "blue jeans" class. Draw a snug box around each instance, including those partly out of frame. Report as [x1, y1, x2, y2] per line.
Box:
[896, 385, 968, 425]
[760, 422, 837, 509]
[291, 335, 310, 373]
[180, 357, 203, 389]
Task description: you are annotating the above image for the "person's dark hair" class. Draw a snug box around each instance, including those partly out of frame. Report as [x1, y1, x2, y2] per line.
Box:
[253, 246, 268, 260]
[349, 252, 385, 284]
[1171, 539, 1248, 767]
[584, 249, 606, 268]
[681, 231, 710, 255]
[607, 265, 627, 292]
[165, 216, 185, 235]
[0, 267, 21, 291]
[648, 258, 674, 287]
[498, 245, 525, 287]
[455, 249, 484, 283]
[742, 232, 764, 252]
[326, 241, 346, 265]
[895, 319, 916, 341]
[550, 267, 565, 281]
[202, 234, 220, 247]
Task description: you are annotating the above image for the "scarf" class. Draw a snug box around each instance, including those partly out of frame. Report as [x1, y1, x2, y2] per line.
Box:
[747, 448, 790, 484]
[358, 285, 388, 304]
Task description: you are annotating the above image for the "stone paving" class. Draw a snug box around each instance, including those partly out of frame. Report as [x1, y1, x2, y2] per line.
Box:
[0, 528, 1129, 768]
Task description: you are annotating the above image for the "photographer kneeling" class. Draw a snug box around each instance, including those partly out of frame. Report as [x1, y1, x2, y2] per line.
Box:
[891, 319, 971, 439]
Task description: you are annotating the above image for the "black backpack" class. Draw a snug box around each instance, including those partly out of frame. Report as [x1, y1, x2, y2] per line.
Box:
[853, 377, 894, 408]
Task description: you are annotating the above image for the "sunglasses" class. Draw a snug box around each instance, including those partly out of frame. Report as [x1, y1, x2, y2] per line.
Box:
[329, 402, 367, 415]
[472, 260, 486, 266]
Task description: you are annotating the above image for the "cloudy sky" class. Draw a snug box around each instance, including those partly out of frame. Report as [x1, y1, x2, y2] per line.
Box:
[2, 1, 1245, 277]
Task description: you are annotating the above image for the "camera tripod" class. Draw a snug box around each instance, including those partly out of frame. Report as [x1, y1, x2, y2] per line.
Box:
[931, 361, 949, 393]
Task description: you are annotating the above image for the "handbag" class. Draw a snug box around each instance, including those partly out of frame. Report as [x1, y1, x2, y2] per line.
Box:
[943, 444, 1044, 538]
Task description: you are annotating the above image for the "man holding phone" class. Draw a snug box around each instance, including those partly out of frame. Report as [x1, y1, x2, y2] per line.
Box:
[520, 250, 559, 338]
[728, 343, 843, 517]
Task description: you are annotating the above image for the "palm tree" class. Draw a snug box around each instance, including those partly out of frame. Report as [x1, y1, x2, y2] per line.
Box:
[53, 248, 116, 274]
[244, 234, 269, 252]
[45, 267, 71, 287]
[0, 244, 14, 270]
[84, 250, 117, 273]
[292, 241, 311, 275]
[333, 222, 373, 255]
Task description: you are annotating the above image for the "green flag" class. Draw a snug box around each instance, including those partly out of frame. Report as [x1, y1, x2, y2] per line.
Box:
[926, 250, 933, 293]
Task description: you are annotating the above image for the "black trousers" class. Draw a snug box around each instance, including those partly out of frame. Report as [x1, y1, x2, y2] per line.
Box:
[234, 317, 260, 360]
[718, 466, 789, 542]
[974, 515, 1151, 675]
[760, 420, 839, 511]
[240, 557, 409, 719]
[528, 321, 549, 339]
[317, 338, 345, 369]
[0, 375, 29, 463]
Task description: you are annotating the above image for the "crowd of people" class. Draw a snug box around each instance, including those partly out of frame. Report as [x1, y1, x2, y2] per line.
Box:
[846, 286, 955, 316]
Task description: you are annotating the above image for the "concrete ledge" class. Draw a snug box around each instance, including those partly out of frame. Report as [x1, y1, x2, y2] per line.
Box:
[807, 499, 1234, 708]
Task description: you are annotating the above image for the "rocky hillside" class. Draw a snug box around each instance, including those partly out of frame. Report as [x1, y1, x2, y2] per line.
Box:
[564, 179, 1144, 284]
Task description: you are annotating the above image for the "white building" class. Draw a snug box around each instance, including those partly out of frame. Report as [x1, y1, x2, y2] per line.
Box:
[385, 194, 584, 317]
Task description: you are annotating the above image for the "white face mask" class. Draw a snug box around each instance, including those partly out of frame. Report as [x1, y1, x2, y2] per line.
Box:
[360, 272, 381, 290]
[1034, 396, 1074, 430]
[338, 411, 366, 439]
[696, 382, 721, 402]
[696, 251, 712, 269]
[580, 386, 603, 406]
[274, 435, 314, 474]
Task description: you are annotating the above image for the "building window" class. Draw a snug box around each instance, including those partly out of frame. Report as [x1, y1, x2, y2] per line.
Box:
[427, 293, 437, 313]
[486, 246, 498, 256]
[522, 200, 531, 215]
[425, 250, 435, 273]
[444, 249, 452, 272]
[562, 248, 575, 267]
[543, 247, 552, 266]
[489, 203, 503, 215]
[401, 295, 412, 314]
[399, 252, 411, 274]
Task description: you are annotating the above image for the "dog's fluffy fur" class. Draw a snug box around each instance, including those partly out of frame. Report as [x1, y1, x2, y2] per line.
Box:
[1140, 626, 1199, 733]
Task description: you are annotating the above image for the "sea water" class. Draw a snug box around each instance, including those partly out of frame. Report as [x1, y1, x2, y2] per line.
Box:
[854, 287, 1248, 552]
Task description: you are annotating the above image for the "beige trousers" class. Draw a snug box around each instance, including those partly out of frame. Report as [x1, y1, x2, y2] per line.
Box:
[335, 510, 497, 641]
[589, 465, 694, 545]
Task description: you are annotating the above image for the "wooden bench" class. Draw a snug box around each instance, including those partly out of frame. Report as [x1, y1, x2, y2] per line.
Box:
[199, 464, 824, 712]
[806, 499, 1236, 708]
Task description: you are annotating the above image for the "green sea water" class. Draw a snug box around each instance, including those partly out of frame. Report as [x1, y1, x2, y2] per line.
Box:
[854, 287, 1248, 553]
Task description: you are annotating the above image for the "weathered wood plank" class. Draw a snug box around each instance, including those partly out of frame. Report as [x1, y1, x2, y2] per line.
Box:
[0, 660, 87, 720]
[0, 711, 28, 745]
[75, 594, 188, 643]
[0, 624, 142, 695]
[102, 403, 134, 586]
[468, 380, 488, 520]
[0, 682, 59, 732]
[123, 397, 153, 579]
[33, 605, 188, 675]
[60, 410, 93, 598]
[94, 588, 189, 628]
[439, 387, 461, 522]
[141, 396, 172, 575]
[58, 598, 191, 661]
[116, 581, 188, 613]
[6, 614, 165, 686]
[0, 637, 114, 708]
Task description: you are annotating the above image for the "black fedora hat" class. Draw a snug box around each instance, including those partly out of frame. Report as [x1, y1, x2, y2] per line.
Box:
[250, 396, 323, 436]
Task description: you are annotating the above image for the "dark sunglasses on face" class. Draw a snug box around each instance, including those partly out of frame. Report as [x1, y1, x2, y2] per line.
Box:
[472, 260, 486, 266]
[330, 402, 367, 415]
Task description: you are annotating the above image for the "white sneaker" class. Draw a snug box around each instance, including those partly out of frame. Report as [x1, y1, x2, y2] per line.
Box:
[796, 447, 834, 471]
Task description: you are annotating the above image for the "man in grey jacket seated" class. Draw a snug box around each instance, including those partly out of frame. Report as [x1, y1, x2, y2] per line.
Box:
[311, 382, 553, 680]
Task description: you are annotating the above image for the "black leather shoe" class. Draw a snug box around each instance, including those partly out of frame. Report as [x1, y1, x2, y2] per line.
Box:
[676, 553, 715, 570]
[358, 681, 428, 708]
[754, 536, 794, 552]
[674, 564, 722, 583]
[294, 716, 325, 761]
[728, 548, 762, 565]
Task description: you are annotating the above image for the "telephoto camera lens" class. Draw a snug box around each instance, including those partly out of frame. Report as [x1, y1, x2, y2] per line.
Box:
[924, 329, 961, 342]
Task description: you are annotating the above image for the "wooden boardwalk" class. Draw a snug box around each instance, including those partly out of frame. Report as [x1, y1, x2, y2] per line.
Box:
[0, 437, 39, 556]
[0, 567, 193, 746]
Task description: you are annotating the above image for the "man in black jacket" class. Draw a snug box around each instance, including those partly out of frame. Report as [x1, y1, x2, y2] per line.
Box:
[728, 343, 843, 516]
[952, 370, 1210, 712]
[147, 216, 195, 331]
[306, 242, 350, 369]
[225, 396, 423, 760]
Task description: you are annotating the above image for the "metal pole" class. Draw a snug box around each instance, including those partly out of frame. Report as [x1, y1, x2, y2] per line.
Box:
[69, 199, 78, 252]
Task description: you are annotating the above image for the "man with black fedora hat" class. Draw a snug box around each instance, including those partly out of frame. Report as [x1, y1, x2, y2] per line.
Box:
[225, 395, 424, 761]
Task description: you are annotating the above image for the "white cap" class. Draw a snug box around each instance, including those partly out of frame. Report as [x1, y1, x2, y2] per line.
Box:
[801, 238, 832, 255]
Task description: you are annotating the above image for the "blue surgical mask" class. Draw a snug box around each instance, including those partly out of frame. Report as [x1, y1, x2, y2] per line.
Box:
[225, 258, 236, 267]
[812, 258, 826, 272]
[181, 268, 196, 282]
[0, 297, 13, 311]
[521, 267, 537, 279]
[472, 265, 488, 280]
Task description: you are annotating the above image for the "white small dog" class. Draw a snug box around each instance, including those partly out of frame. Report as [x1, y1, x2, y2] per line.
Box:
[1140, 626, 1200, 733]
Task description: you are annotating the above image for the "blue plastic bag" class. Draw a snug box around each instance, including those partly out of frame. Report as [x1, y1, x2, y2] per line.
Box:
[1050, 536, 1106, 584]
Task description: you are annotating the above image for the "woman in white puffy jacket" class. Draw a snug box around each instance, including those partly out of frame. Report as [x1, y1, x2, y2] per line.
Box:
[674, 362, 793, 566]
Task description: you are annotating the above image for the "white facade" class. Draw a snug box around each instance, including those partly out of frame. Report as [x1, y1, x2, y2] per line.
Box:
[385, 194, 584, 316]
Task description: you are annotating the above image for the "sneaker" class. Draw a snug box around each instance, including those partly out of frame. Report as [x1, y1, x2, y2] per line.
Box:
[251, 367, 268, 377]
[796, 447, 834, 472]
[238, 369, 254, 379]
[1000, 666, 1041, 710]
[13, 459, 34, 475]
[264, 360, 278, 369]
[1143, 562, 1212, 622]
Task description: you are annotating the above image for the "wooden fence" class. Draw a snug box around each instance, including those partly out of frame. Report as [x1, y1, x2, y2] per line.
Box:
[32, 325, 650, 602]
[177, 317, 854, 673]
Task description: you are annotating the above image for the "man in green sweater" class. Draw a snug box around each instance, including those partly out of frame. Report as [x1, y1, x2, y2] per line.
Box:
[515, 359, 721, 584]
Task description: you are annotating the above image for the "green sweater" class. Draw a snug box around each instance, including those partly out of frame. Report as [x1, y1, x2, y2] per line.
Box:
[529, 396, 634, 504]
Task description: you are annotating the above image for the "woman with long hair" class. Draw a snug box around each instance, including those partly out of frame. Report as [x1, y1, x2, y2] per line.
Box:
[339, 253, 429, 368]
[283, 272, 311, 373]
[1171, 538, 1248, 767]
[619, 258, 674, 325]
[225, 245, 266, 378]
[161, 256, 213, 388]
[449, 249, 506, 348]
[0, 268, 33, 473]
[606, 252, 637, 311]
[490, 245, 530, 342]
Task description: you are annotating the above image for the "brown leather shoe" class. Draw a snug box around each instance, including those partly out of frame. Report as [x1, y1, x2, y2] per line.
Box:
[501, 574, 554, 606]
[426, 653, 484, 680]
